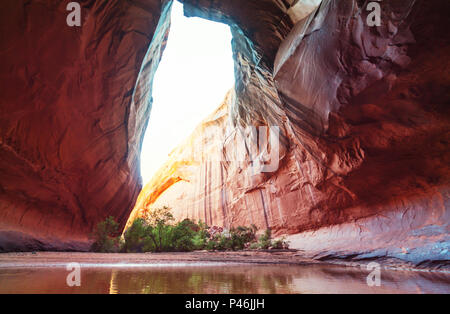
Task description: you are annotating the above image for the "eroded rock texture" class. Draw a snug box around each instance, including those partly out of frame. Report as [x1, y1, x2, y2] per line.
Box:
[0, 0, 169, 251]
[0, 0, 449, 262]
[130, 0, 450, 265]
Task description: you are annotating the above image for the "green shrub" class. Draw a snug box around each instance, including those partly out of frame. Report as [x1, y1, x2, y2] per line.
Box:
[205, 225, 257, 251]
[172, 219, 212, 251]
[207, 234, 232, 251]
[219, 234, 234, 250]
[232, 225, 257, 250]
[271, 239, 282, 249]
[123, 213, 212, 252]
[257, 229, 272, 250]
[191, 220, 209, 250]
[93, 207, 288, 253]
[249, 229, 290, 250]
[122, 218, 152, 253]
[145, 206, 174, 226]
[205, 238, 217, 251]
[91, 216, 121, 253]
[192, 233, 207, 249]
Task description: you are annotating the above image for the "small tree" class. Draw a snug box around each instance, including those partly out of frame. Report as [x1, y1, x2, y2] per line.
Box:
[170, 219, 198, 251]
[143, 205, 174, 226]
[146, 206, 174, 251]
[257, 229, 272, 250]
[91, 216, 120, 253]
[122, 218, 148, 253]
[191, 221, 209, 250]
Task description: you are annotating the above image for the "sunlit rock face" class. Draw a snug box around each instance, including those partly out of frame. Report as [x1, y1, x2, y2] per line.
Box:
[0, 0, 449, 261]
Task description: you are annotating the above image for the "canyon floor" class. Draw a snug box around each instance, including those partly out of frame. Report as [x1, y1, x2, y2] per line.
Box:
[0, 251, 448, 273]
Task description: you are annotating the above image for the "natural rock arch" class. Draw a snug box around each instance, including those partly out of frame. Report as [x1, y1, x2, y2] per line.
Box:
[0, 0, 448, 264]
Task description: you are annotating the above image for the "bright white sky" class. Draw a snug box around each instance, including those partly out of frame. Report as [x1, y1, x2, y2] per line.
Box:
[140, 1, 234, 184]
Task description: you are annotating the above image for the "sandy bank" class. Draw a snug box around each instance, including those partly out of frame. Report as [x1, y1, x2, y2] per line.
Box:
[0, 251, 448, 274]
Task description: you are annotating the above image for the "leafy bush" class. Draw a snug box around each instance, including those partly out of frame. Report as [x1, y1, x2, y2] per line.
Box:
[122, 208, 211, 252]
[191, 233, 206, 250]
[169, 219, 196, 251]
[122, 218, 154, 253]
[257, 229, 272, 250]
[271, 237, 290, 250]
[204, 225, 257, 251]
[92, 208, 289, 253]
[144, 205, 174, 226]
[251, 229, 290, 250]
[209, 234, 233, 251]
[91, 216, 121, 253]
[191, 221, 209, 250]
[229, 225, 256, 250]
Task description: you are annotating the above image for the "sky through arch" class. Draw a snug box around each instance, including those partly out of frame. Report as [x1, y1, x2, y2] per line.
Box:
[140, 1, 234, 184]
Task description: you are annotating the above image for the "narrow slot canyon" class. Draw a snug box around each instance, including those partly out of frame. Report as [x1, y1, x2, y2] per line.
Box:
[0, 0, 449, 275]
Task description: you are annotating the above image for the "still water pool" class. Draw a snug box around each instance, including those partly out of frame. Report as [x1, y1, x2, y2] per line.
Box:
[0, 262, 449, 294]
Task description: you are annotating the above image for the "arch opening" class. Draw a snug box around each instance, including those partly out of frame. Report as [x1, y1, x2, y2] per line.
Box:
[139, 0, 235, 185]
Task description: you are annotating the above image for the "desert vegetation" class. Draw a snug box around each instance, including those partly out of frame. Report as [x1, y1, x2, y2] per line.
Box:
[91, 206, 289, 253]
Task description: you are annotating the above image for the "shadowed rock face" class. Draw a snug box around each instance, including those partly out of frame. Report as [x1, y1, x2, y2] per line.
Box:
[0, 0, 449, 263]
[0, 0, 169, 251]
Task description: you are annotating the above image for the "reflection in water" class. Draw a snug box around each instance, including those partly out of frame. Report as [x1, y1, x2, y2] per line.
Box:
[0, 263, 448, 294]
[109, 269, 118, 295]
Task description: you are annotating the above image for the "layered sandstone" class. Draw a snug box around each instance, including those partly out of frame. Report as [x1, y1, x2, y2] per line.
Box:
[129, 0, 450, 265]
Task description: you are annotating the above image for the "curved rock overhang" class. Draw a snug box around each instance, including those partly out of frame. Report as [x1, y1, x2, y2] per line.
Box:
[130, 0, 450, 265]
[0, 0, 168, 251]
[0, 0, 448, 265]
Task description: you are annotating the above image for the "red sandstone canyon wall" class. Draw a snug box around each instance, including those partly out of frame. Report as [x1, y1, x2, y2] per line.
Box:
[0, 0, 449, 263]
[0, 0, 168, 250]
